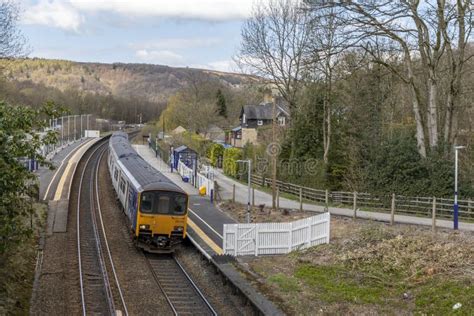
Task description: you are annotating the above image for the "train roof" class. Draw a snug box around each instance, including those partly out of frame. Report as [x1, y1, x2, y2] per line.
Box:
[109, 132, 186, 194]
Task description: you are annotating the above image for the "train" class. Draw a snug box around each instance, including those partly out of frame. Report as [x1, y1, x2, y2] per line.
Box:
[107, 131, 188, 252]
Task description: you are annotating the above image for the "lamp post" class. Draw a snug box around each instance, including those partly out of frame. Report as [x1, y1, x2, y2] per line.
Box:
[454, 145, 465, 230]
[237, 159, 252, 223]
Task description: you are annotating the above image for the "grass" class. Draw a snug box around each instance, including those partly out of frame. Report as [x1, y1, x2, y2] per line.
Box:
[248, 217, 474, 315]
[414, 279, 474, 315]
[268, 273, 300, 293]
[295, 264, 387, 305]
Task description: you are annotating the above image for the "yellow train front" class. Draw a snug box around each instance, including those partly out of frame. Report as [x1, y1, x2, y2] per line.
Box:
[108, 132, 188, 253]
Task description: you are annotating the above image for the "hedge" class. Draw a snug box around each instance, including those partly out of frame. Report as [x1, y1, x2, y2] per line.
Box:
[223, 147, 242, 177]
[208, 143, 224, 167]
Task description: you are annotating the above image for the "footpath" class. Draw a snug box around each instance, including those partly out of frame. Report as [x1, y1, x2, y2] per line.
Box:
[213, 169, 474, 232]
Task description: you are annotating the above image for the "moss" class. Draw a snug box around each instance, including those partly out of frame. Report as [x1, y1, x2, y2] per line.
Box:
[268, 273, 300, 293]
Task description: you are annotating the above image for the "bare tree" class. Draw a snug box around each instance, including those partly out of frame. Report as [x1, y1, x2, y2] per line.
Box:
[309, 0, 473, 157]
[237, 0, 312, 110]
[237, 0, 312, 210]
[0, 0, 28, 58]
[305, 5, 350, 164]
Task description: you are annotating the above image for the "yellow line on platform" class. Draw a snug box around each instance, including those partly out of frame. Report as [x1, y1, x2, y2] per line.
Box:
[187, 218, 223, 255]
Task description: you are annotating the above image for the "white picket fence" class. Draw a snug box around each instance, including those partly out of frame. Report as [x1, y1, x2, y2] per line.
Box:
[177, 160, 214, 197]
[223, 212, 330, 256]
[177, 160, 193, 180]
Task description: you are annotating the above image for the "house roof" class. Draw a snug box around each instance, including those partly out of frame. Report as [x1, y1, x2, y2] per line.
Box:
[231, 126, 242, 132]
[241, 97, 290, 120]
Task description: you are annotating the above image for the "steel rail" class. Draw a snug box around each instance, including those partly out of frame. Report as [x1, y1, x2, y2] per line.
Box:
[76, 141, 113, 316]
[95, 148, 129, 316]
[145, 253, 217, 316]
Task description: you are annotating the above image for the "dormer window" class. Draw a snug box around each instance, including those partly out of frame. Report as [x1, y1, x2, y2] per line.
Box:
[257, 120, 263, 126]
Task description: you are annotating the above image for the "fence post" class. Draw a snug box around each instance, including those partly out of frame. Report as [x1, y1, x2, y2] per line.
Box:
[276, 188, 280, 210]
[390, 193, 395, 225]
[232, 184, 235, 203]
[353, 192, 357, 219]
[299, 187, 303, 212]
[252, 187, 255, 208]
[432, 197, 437, 233]
[325, 189, 329, 211]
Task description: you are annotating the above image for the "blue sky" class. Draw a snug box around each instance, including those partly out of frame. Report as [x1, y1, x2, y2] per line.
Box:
[18, 0, 257, 72]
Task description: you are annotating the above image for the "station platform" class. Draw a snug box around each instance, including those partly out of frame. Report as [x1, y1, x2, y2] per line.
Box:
[39, 138, 100, 234]
[133, 145, 237, 257]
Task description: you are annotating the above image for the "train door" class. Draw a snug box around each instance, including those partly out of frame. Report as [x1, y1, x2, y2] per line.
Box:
[127, 186, 138, 223]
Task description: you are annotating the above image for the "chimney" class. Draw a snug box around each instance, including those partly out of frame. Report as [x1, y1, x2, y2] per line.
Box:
[263, 88, 273, 104]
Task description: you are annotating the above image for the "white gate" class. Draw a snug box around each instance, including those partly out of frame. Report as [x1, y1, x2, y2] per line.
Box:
[223, 213, 330, 256]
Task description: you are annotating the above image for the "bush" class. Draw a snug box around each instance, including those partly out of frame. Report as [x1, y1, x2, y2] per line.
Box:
[208, 143, 224, 167]
[223, 147, 242, 177]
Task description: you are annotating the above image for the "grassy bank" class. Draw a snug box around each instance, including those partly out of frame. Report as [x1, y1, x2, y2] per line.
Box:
[245, 217, 474, 315]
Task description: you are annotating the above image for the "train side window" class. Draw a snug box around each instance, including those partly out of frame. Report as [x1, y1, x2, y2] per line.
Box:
[120, 177, 126, 193]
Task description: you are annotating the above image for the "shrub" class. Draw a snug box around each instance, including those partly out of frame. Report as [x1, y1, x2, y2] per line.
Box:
[208, 143, 224, 167]
[223, 147, 242, 177]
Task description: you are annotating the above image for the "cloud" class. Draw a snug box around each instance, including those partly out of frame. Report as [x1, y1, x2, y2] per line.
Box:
[135, 49, 185, 65]
[206, 59, 238, 72]
[22, 0, 256, 31]
[22, 0, 84, 32]
[69, 0, 255, 21]
[131, 37, 222, 51]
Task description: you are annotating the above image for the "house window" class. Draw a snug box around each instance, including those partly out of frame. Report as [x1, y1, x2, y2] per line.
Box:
[257, 120, 263, 126]
[236, 132, 241, 139]
[278, 116, 286, 126]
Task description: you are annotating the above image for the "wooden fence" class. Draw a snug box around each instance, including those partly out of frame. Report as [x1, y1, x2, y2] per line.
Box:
[223, 213, 330, 256]
[252, 174, 474, 221]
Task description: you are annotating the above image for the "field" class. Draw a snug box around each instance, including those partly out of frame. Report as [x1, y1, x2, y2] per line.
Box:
[231, 212, 474, 315]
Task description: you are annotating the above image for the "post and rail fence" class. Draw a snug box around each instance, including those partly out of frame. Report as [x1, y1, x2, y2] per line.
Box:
[251, 174, 474, 223]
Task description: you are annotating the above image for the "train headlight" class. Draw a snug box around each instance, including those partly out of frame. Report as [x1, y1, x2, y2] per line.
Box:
[174, 226, 184, 232]
[139, 224, 150, 230]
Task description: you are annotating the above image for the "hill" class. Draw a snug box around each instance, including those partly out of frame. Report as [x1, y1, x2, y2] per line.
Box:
[0, 58, 259, 104]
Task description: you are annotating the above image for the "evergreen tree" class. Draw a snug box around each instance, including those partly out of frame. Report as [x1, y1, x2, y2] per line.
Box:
[216, 89, 227, 118]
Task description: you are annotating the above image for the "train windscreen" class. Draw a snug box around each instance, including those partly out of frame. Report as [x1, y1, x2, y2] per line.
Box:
[140, 191, 187, 215]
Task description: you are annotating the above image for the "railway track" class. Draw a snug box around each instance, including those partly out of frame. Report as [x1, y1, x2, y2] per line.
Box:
[75, 140, 128, 315]
[145, 253, 217, 316]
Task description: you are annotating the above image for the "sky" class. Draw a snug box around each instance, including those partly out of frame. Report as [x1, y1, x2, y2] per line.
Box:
[18, 0, 257, 72]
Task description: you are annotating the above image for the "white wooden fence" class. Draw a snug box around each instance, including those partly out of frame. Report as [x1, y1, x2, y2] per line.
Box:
[223, 213, 330, 256]
[177, 160, 193, 180]
[177, 160, 214, 197]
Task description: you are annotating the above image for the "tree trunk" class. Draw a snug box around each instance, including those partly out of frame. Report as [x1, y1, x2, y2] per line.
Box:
[427, 74, 439, 149]
[411, 84, 427, 158]
[443, 91, 453, 146]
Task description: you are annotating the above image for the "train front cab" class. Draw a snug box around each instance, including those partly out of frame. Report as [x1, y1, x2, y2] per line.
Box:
[134, 189, 188, 253]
